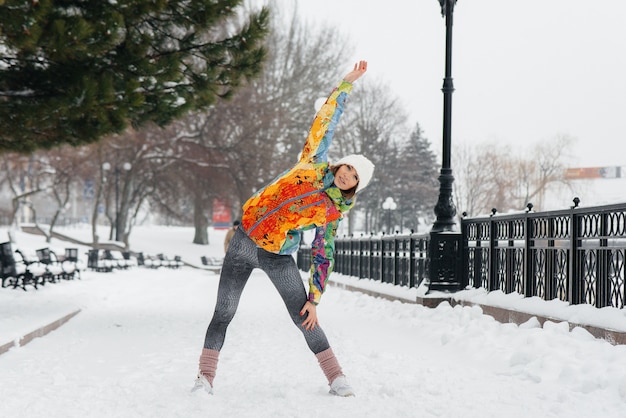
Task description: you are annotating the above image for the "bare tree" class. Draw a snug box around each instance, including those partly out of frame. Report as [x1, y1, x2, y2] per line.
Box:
[0, 153, 46, 228]
[147, 121, 234, 244]
[512, 134, 576, 210]
[158, 1, 353, 243]
[334, 78, 412, 234]
[75, 126, 189, 248]
[39, 147, 88, 242]
[0, 1, 437, 247]
[453, 142, 498, 217]
[453, 134, 577, 216]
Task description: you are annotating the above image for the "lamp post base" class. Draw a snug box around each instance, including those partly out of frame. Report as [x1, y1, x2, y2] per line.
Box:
[427, 230, 463, 293]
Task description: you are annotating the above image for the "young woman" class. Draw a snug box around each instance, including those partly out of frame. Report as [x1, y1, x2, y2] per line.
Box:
[193, 61, 374, 397]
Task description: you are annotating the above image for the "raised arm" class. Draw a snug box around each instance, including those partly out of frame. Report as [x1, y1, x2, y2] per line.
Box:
[343, 60, 368, 84]
[299, 61, 368, 163]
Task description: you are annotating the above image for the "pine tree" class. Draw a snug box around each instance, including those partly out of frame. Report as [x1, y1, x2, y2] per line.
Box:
[0, 0, 269, 153]
[392, 123, 439, 231]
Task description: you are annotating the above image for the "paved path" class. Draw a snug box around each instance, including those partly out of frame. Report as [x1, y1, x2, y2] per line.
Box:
[1, 267, 624, 418]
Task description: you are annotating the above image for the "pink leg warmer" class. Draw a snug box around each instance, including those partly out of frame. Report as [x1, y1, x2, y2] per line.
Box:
[315, 347, 344, 385]
[199, 348, 220, 386]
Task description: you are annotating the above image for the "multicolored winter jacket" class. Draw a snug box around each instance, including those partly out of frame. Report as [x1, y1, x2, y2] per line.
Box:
[241, 80, 355, 304]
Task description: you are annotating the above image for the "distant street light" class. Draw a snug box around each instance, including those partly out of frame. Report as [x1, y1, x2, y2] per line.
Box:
[382, 197, 397, 234]
[102, 161, 132, 242]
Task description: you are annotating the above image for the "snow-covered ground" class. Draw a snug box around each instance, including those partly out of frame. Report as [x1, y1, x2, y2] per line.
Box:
[1, 225, 625, 417]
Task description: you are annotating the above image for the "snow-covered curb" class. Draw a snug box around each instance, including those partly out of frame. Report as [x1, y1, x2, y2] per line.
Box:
[326, 273, 626, 345]
[0, 309, 81, 356]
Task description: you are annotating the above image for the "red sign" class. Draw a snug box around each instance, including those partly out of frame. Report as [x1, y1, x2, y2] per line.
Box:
[212, 199, 232, 229]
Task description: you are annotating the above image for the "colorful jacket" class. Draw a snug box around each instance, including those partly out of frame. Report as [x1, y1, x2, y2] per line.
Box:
[241, 80, 355, 304]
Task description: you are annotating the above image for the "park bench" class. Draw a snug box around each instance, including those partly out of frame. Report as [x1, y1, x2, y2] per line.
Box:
[102, 249, 136, 269]
[1, 242, 45, 290]
[200, 256, 223, 273]
[122, 251, 138, 268]
[156, 253, 184, 269]
[63, 248, 85, 279]
[64, 248, 79, 262]
[14, 249, 49, 287]
[1, 241, 26, 289]
[36, 247, 80, 280]
[87, 249, 114, 272]
[142, 254, 162, 269]
[136, 252, 145, 267]
[35, 247, 65, 282]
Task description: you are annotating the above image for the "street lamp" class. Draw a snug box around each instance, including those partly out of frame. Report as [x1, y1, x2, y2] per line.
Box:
[426, 0, 463, 294]
[382, 197, 397, 234]
[102, 161, 132, 242]
[432, 0, 458, 232]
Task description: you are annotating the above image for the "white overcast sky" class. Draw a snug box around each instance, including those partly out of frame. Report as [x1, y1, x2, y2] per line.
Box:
[275, 0, 626, 168]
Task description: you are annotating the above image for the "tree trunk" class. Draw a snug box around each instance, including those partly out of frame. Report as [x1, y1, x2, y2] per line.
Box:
[49, 185, 70, 244]
[92, 167, 106, 245]
[48, 209, 61, 243]
[193, 194, 209, 245]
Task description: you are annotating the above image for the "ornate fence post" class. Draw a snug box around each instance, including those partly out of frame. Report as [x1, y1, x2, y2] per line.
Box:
[598, 210, 609, 308]
[524, 204, 535, 298]
[371, 234, 382, 282]
[382, 233, 396, 285]
[569, 198, 581, 304]
[488, 208, 498, 292]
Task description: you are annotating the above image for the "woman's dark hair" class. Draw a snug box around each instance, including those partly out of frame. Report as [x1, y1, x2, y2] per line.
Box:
[330, 165, 357, 200]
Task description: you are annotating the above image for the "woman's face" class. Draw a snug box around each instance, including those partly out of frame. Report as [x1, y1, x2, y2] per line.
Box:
[333, 164, 359, 191]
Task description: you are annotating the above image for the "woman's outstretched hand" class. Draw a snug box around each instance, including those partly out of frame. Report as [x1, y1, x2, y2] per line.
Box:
[343, 60, 368, 84]
[300, 301, 320, 331]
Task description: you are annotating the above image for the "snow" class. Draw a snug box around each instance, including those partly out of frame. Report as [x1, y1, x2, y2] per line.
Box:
[1, 225, 626, 417]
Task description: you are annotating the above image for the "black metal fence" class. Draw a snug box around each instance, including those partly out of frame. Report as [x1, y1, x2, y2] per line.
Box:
[297, 201, 626, 310]
[297, 233, 430, 289]
[464, 202, 626, 309]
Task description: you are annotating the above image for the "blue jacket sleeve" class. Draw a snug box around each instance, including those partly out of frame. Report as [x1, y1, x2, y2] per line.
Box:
[300, 81, 353, 164]
[308, 219, 340, 305]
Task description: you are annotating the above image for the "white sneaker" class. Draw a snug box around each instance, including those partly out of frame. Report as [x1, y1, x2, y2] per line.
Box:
[191, 373, 213, 395]
[329, 376, 355, 397]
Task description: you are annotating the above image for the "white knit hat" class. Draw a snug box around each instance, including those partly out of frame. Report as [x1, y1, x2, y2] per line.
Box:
[334, 154, 375, 193]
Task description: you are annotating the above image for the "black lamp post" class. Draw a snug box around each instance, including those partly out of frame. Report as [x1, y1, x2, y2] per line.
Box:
[432, 0, 458, 232]
[427, 0, 463, 293]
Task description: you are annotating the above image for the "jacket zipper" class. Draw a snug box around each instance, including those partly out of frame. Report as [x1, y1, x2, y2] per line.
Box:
[298, 200, 324, 211]
[247, 187, 328, 236]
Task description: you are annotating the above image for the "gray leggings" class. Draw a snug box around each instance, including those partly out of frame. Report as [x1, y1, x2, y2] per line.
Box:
[203, 228, 330, 354]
